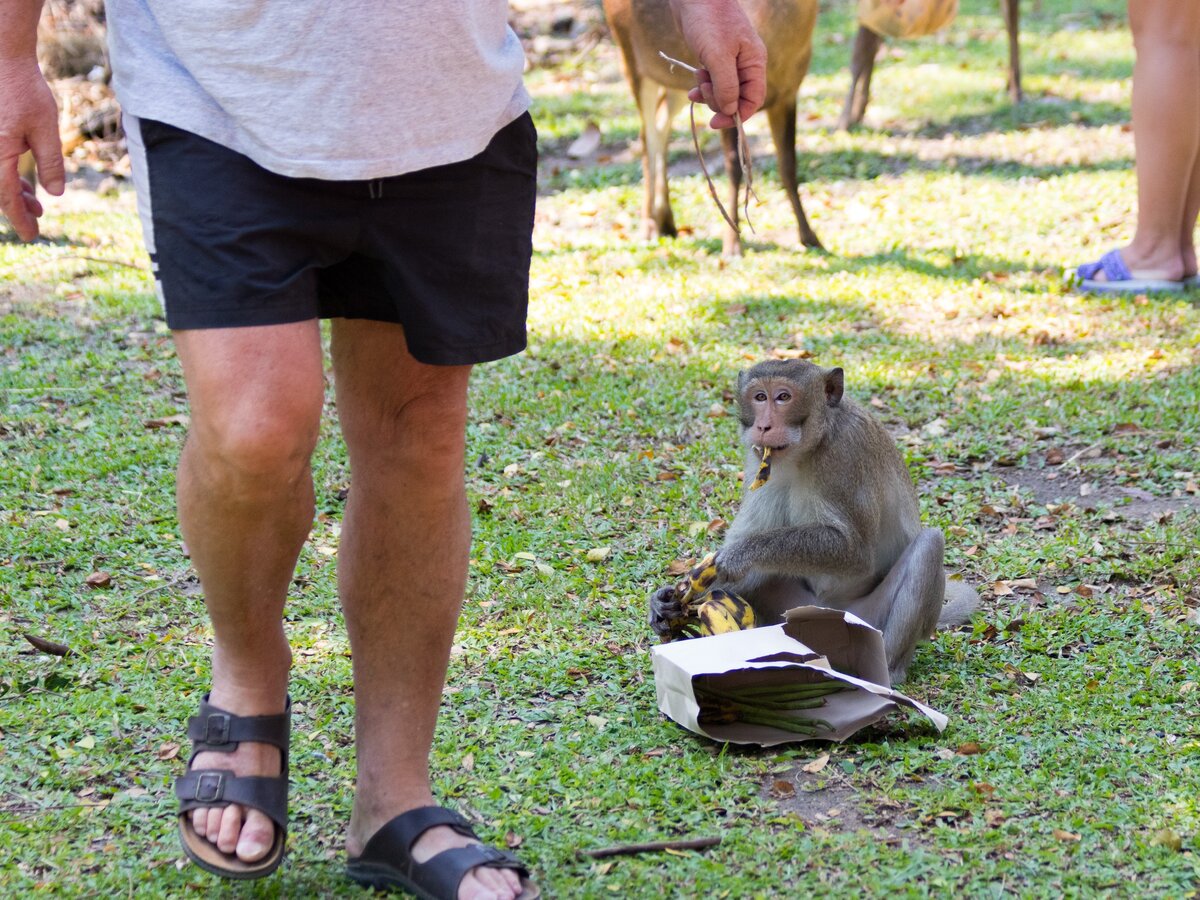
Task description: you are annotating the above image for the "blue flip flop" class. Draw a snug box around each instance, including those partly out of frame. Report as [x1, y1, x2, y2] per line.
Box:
[1074, 249, 1183, 293]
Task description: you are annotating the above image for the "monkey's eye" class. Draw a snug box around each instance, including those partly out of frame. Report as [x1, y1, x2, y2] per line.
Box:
[753, 391, 768, 402]
[775, 391, 791, 403]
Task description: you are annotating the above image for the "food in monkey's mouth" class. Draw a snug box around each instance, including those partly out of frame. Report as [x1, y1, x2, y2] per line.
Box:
[749, 445, 772, 490]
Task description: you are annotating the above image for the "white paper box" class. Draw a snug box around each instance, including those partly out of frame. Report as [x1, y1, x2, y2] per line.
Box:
[651, 606, 947, 746]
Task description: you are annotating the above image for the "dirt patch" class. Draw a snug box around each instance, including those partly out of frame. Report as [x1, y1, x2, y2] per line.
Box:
[759, 754, 932, 845]
[993, 465, 1200, 522]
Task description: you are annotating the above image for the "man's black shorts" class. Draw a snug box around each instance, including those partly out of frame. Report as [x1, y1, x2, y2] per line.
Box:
[125, 113, 538, 366]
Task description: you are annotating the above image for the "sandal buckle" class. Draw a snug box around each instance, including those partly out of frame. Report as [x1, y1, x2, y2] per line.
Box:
[195, 771, 225, 802]
[204, 713, 231, 745]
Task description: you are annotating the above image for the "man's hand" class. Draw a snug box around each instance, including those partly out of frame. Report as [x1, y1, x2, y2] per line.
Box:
[668, 0, 767, 129]
[0, 56, 64, 241]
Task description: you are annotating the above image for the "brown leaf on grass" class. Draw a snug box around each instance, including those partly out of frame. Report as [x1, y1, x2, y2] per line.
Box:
[566, 121, 602, 160]
[665, 558, 696, 577]
[22, 633, 70, 656]
[505, 831, 524, 849]
[957, 742, 984, 756]
[985, 809, 1007, 827]
[84, 571, 111, 588]
[156, 741, 180, 761]
[1045, 447, 1065, 466]
[770, 779, 795, 798]
[1053, 829, 1081, 842]
[1111, 422, 1141, 434]
[144, 414, 189, 429]
[1150, 829, 1183, 852]
[971, 782, 996, 798]
[802, 752, 830, 774]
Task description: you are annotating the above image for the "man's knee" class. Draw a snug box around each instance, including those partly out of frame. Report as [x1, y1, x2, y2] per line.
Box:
[190, 401, 322, 489]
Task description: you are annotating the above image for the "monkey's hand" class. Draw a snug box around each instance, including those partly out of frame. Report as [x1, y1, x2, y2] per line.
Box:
[649, 585, 693, 641]
[714, 541, 755, 583]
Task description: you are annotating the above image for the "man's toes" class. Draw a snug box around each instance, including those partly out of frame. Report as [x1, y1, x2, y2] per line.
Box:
[466, 866, 521, 900]
[215, 804, 244, 854]
[191, 807, 208, 837]
[235, 808, 276, 862]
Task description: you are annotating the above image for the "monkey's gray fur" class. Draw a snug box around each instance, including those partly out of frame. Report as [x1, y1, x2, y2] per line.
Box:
[650, 358, 977, 683]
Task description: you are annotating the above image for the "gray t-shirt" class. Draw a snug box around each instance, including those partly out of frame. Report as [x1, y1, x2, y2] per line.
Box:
[106, 1, 530, 180]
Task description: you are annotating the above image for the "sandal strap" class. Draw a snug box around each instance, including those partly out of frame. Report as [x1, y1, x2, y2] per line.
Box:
[186, 694, 291, 756]
[411, 844, 529, 899]
[364, 805, 477, 857]
[176, 769, 289, 831]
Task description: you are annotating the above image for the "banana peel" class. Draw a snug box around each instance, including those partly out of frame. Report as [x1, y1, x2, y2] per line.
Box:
[749, 445, 772, 491]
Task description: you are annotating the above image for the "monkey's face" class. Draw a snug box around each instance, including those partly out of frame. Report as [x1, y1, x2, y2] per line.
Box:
[736, 360, 843, 457]
[737, 375, 809, 451]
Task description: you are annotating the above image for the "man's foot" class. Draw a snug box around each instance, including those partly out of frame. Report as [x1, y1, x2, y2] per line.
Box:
[347, 805, 537, 900]
[187, 737, 281, 861]
[175, 693, 290, 879]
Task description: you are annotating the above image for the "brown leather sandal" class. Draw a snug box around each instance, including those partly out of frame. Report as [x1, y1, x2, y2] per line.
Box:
[175, 694, 290, 879]
[346, 805, 539, 899]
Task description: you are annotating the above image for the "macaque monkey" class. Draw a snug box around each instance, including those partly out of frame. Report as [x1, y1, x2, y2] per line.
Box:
[650, 359, 977, 684]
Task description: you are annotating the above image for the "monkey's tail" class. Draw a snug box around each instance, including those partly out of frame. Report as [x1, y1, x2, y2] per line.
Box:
[938, 577, 979, 629]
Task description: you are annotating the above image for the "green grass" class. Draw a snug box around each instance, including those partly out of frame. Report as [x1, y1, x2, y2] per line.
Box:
[3, 0, 1199, 895]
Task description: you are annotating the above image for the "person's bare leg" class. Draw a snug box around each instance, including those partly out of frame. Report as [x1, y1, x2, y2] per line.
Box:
[1179, 47, 1200, 278]
[174, 320, 325, 863]
[332, 320, 525, 900]
[1108, 1, 1200, 281]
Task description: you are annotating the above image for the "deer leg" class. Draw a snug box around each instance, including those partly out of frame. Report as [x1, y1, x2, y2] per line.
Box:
[719, 126, 743, 256]
[637, 80, 685, 239]
[1000, 0, 1022, 103]
[839, 25, 883, 130]
[768, 101, 823, 251]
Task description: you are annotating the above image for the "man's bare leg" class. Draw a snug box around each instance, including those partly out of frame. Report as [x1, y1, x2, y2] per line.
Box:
[174, 320, 325, 863]
[332, 319, 525, 900]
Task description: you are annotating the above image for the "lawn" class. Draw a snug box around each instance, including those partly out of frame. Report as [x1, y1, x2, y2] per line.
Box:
[2, 0, 1198, 896]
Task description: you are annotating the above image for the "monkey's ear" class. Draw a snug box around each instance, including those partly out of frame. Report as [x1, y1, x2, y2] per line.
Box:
[736, 369, 750, 393]
[824, 367, 844, 407]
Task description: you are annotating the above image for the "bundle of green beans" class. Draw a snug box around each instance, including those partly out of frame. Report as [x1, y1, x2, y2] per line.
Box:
[694, 678, 846, 735]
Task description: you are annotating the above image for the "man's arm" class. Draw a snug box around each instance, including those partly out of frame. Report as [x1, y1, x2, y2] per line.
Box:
[0, 1, 65, 241]
[667, 0, 767, 129]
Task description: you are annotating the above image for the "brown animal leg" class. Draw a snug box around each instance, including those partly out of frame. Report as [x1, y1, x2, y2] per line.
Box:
[838, 25, 882, 131]
[719, 126, 743, 256]
[1000, 0, 1022, 102]
[847, 528, 946, 684]
[767, 100, 823, 251]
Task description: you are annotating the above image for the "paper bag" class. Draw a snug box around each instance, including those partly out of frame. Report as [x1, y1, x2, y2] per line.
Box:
[651, 606, 947, 746]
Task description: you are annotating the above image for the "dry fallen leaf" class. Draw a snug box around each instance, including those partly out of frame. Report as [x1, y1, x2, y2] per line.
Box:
[1053, 829, 1081, 842]
[586, 547, 611, 563]
[566, 122, 602, 159]
[802, 752, 830, 774]
[156, 741, 180, 761]
[1150, 828, 1182, 852]
[771, 779, 795, 798]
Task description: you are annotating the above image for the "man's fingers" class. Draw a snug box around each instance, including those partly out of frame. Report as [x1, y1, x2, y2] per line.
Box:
[701, 57, 741, 117]
[30, 122, 65, 196]
[0, 169, 38, 241]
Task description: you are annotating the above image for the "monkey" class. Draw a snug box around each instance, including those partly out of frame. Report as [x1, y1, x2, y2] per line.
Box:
[649, 358, 978, 684]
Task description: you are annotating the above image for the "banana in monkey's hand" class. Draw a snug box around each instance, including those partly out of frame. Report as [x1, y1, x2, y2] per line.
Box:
[660, 552, 755, 639]
[695, 589, 756, 636]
